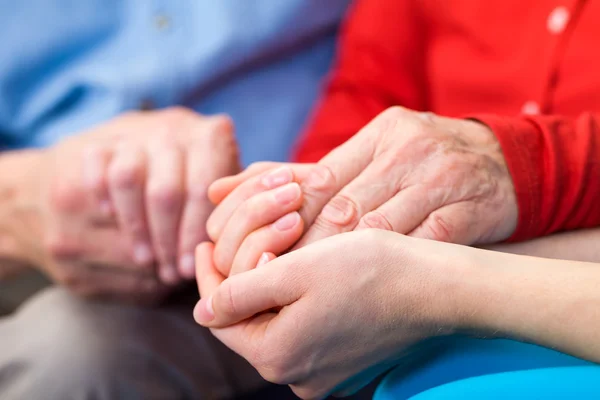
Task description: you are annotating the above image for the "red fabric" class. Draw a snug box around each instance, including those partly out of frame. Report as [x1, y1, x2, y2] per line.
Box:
[294, 0, 600, 241]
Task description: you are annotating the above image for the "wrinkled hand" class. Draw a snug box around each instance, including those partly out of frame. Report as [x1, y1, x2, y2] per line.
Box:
[81, 108, 239, 284]
[194, 230, 464, 399]
[21, 108, 238, 302]
[207, 107, 517, 276]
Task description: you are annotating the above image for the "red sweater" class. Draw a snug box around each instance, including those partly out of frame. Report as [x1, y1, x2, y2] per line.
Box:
[295, 0, 600, 242]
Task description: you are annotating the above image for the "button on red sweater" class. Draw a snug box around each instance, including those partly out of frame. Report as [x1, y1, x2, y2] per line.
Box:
[294, 0, 600, 242]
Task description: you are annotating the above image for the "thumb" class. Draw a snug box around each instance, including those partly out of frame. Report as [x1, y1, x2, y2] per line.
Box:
[194, 255, 303, 328]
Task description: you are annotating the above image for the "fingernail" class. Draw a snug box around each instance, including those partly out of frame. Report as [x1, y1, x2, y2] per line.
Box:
[179, 253, 196, 278]
[261, 167, 293, 189]
[194, 296, 214, 324]
[274, 183, 300, 205]
[159, 264, 179, 285]
[273, 212, 300, 231]
[133, 243, 153, 264]
[257, 252, 270, 267]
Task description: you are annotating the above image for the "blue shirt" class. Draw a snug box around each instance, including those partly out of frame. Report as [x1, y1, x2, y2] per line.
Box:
[0, 1, 349, 165]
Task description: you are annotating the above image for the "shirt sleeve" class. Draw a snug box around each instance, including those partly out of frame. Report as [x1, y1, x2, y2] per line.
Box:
[472, 113, 600, 241]
[293, 0, 427, 163]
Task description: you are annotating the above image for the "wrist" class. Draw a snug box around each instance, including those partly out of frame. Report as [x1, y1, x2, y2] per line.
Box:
[0, 149, 45, 266]
[387, 237, 486, 337]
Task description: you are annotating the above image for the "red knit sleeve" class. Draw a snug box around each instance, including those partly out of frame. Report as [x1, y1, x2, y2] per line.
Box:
[294, 0, 428, 163]
[472, 113, 600, 241]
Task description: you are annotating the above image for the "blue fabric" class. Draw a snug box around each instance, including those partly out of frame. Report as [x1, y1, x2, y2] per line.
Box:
[0, 1, 350, 165]
[410, 366, 600, 399]
[375, 337, 594, 400]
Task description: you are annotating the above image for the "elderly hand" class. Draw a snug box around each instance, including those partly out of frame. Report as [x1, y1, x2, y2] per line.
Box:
[206, 107, 517, 276]
[6, 108, 238, 303]
[81, 107, 239, 284]
[194, 230, 467, 399]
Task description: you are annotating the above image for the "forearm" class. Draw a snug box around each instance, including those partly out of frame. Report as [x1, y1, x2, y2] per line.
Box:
[481, 228, 600, 262]
[0, 150, 44, 273]
[457, 249, 600, 363]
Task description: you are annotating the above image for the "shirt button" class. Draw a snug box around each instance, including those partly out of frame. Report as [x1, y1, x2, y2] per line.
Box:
[521, 101, 541, 115]
[547, 6, 569, 34]
[155, 14, 171, 30]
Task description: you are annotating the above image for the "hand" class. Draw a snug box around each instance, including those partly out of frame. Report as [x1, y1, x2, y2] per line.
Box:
[3, 108, 238, 303]
[207, 107, 517, 275]
[194, 230, 465, 399]
[81, 108, 239, 284]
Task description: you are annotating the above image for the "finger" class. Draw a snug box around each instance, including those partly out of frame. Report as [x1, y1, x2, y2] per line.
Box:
[213, 183, 303, 276]
[207, 165, 300, 241]
[256, 252, 276, 267]
[46, 225, 137, 269]
[295, 158, 405, 248]
[82, 143, 114, 219]
[178, 121, 240, 279]
[208, 161, 283, 204]
[194, 255, 303, 328]
[195, 242, 225, 299]
[408, 202, 477, 244]
[146, 141, 185, 285]
[294, 118, 383, 240]
[63, 262, 164, 302]
[107, 142, 154, 267]
[230, 212, 303, 275]
[354, 183, 445, 234]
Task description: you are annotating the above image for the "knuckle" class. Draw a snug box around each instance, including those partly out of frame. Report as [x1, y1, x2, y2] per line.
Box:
[155, 107, 196, 140]
[216, 280, 238, 317]
[160, 106, 195, 124]
[44, 234, 81, 260]
[303, 164, 336, 193]
[381, 105, 406, 120]
[252, 335, 301, 385]
[109, 161, 143, 190]
[319, 194, 360, 229]
[358, 210, 393, 231]
[258, 364, 288, 385]
[426, 212, 455, 242]
[205, 216, 220, 243]
[148, 185, 183, 212]
[254, 352, 291, 385]
[186, 184, 209, 203]
[49, 181, 84, 213]
[126, 219, 147, 237]
[209, 114, 235, 135]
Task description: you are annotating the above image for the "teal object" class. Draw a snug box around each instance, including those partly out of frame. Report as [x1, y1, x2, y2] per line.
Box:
[375, 337, 595, 399]
[409, 366, 600, 399]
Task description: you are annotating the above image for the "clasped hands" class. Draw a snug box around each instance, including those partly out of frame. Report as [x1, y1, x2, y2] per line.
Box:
[194, 107, 518, 399]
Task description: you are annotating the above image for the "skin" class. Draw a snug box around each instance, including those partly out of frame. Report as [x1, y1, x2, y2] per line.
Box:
[207, 107, 518, 277]
[197, 105, 600, 398]
[0, 107, 238, 303]
[195, 230, 600, 400]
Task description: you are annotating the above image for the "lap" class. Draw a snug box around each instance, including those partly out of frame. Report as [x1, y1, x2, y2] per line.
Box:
[0, 286, 266, 400]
